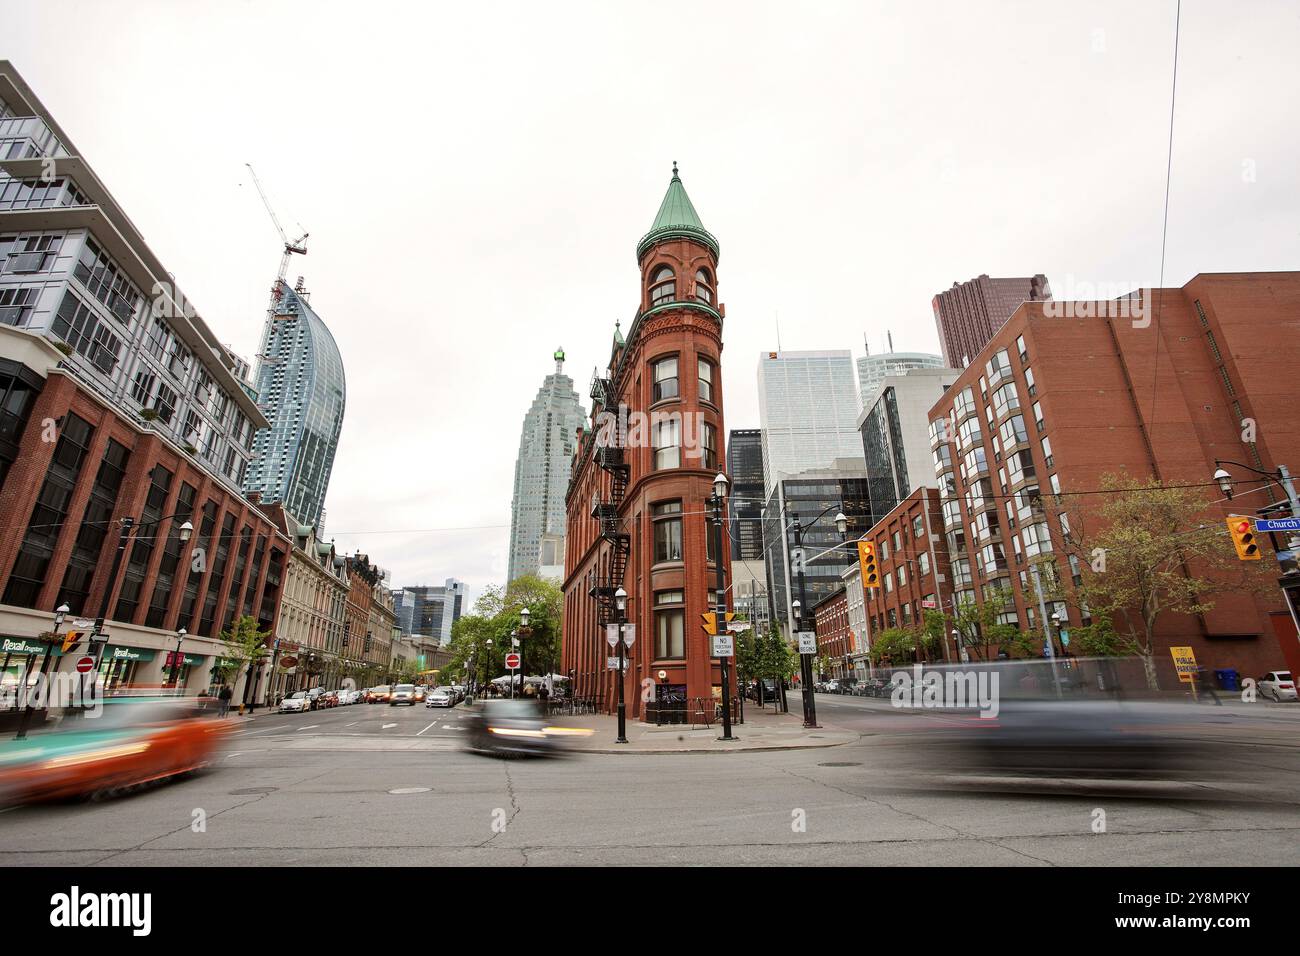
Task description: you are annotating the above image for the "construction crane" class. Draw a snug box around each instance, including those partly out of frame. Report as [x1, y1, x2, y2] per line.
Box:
[245, 162, 308, 284]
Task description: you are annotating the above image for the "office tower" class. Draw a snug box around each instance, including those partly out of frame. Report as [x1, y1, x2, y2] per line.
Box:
[857, 366, 960, 520]
[931, 273, 1050, 368]
[507, 348, 586, 582]
[857, 346, 944, 408]
[757, 349, 860, 495]
[393, 579, 466, 647]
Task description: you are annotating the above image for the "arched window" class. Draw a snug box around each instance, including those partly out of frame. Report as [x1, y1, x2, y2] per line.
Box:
[694, 268, 713, 305]
[649, 266, 675, 307]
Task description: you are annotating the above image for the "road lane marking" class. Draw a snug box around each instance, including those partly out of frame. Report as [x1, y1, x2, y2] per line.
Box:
[346, 722, 358, 727]
[298, 725, 319, 731]
[382, 723, 397, 729]
[416, 721, 438, 735]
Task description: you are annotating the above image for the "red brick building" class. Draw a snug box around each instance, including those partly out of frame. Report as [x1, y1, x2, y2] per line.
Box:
[0, 326, 288, 697]
[861, 486, 954, 660]
[926, 272, 1300, 681]
[563, 165, 732, 721]
[812, 588, 849, 680]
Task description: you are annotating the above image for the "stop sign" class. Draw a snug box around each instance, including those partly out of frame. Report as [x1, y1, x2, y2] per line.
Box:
[504, 653, 521, 669]
[75, 656, 95, 674]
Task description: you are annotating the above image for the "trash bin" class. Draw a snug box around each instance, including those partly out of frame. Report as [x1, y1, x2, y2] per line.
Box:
[1214, 668, 1239, 691]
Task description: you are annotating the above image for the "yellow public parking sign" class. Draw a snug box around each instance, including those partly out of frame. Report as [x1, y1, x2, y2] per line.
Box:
[701, 611, 736, 635]
[1169, 646, 1199, 683]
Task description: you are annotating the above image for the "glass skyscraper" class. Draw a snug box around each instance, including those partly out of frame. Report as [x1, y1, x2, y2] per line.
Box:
[243, 279, 345, 528]
[507, 349, 586, 582]
[857, 350, 944, 408]
[757, 350, 861, 495]
[393, 579, 465, 647]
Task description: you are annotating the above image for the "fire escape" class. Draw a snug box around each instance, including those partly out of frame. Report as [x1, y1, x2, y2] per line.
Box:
[588, 369, 631, 627]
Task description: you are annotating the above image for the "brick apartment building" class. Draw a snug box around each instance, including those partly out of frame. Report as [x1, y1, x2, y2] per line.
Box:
[563, 165, 732, 721]
[811, 587, 850, 680]
[926, 272, 1300, 681]
[932, 273, 1050, 369]
[860, 486, 954, 660]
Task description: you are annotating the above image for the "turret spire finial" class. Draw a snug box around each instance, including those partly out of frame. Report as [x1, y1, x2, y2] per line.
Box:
[671, 160, 679, 178]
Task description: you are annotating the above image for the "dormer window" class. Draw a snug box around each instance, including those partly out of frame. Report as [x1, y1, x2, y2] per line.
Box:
[694, 268, 713, 305]
[650, 265, 675, 307]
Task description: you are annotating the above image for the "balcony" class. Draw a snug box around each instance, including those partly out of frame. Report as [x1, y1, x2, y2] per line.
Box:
[0, 116, 68, 160]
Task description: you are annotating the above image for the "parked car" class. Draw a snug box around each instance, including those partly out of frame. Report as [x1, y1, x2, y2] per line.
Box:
[426, 687, 456, 708]
[1259, 671, 1297, 702]
[306, 687, 327, 710]
[822, 680, 840, 694]
[452, 685, 467, 702]
[280, 691, 311, 713]
[343, 689, 362, 705]
[366, 686, 391, 704]
[389, 684, 417, 706]
[412, 687, 426, 703]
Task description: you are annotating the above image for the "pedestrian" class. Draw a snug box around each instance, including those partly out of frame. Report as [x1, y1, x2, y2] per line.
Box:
[1196, 667, 1222, 706]
[217, 683, 232, 717]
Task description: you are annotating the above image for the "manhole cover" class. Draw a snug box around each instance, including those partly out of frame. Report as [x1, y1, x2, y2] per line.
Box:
[817, 762, 861, 768]
[229, 787, 278, 795]
[388, 787, 431, 794]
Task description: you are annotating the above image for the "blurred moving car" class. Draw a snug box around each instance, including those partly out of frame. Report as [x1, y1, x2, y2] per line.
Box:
[318, 691, 339, 708]
[280, 691, 311, 713]
[366, 686, 391, 704]
[0, 699, 232, 804]
[426, 687, 455, 708]
[413, 687, 426, 703]
[464, 699, 558, 757]
[389, 684, 417, 706]
[1259, 671, 1296, 701]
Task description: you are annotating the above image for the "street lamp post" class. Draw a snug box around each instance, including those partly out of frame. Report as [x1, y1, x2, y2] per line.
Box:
[15, 602, 70, 740]
[709, 472, 736, 741]
[518, 607, 532, 699]
[791, 508, 847, 729]
[169, 627, 187, 689]
[614, 587, 628, 743]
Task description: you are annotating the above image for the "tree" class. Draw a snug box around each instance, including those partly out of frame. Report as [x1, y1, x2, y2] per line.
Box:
[950, 586, 1020, 660]
[1061, 474, 1274, 689]
[444, 575, 564, 692]
[220, 615, 271, 704]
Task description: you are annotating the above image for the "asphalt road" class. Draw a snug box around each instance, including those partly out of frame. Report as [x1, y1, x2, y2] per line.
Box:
[2, 694, 1297, 866]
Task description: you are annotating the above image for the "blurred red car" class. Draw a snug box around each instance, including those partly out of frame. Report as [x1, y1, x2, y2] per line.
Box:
[0, 699, 232, 804]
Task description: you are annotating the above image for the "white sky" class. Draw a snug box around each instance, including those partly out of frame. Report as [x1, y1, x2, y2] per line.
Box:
[3, 0, 1297, 605]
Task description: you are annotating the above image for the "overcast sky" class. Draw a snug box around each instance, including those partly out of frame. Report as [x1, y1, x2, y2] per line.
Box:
[3, 0, 1297, 605]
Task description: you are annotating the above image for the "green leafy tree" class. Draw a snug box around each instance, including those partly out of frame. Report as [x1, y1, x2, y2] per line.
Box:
[951, 585, 1020, 660]
[220, 615, 271, 701]
[1060, 474, 1274, 689]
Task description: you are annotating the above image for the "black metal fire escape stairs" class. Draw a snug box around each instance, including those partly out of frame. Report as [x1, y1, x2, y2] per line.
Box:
[588, 369, 631, 627]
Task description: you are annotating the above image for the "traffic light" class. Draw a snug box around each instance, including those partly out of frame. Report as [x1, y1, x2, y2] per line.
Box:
[858, 540, 879, 587]
[61, 630, 83, 654]
[701, 612, 735, 635]
[1226, 516, 1261, 561]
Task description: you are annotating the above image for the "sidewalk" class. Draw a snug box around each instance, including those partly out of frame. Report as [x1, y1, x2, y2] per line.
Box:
[553, 704, 859, 754]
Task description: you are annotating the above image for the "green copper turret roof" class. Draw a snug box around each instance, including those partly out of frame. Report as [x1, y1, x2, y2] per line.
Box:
[636, 162, 720, 262]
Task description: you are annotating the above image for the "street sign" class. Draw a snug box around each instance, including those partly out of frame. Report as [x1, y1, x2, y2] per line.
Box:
[607, 656, 622, 670]
[75, 656, 94, 674]
[1059, 629, 1070, 647]
[1256, 517, 1300, 533]
[921, 598, 937, 609]
[504, 652, 521, 670]
[280, 655, 298, 669]
[622, 624, 636, 647]
[61, 630, 83, 654]
[73, 619, 95, 629]
[797, 632, 817, 654]
[711, 635, 734, 657]
[1169, 645, 1198, 683]
[606, 624, 620, 647]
